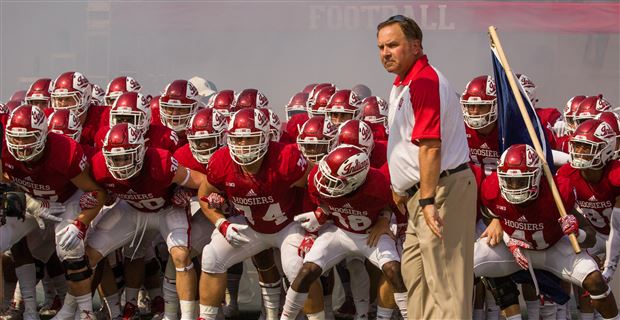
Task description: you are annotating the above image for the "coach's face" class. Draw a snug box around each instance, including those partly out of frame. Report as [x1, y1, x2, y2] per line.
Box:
[377, 24, 420, 79]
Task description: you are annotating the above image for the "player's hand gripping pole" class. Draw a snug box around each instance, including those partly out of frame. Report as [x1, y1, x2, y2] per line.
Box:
[488, 26, 581, 253]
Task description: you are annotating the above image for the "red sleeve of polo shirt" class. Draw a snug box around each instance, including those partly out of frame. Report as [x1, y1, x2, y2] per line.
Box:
[410, 72, 441, 145]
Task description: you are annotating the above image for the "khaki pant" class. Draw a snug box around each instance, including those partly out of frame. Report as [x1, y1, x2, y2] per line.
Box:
[401, 168, 477, 319]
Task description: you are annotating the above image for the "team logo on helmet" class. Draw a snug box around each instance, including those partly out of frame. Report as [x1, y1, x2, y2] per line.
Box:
[74, 73, 89, 90]
[256, 109, 269, 128]
[128, 125, 142, 144]
[338, 152, 370, 176]
[486, 77, 496, 96]
[128, 78, 141, 91]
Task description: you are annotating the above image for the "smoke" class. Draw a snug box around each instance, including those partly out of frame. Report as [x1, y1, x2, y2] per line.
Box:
[1, 1, 618, 117]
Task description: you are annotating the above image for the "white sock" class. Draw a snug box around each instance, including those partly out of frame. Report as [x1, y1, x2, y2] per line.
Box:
[226, 273, 241, 307]
[377, 306, 394, 320]
[198, 304, 219, 320]
[125, 287, 139, 305]
[51, 274, 68, 300]
[473, 309, 485, 320]
[323, 294, 333, 316]
[306, 311, 325, 320]
[148, 287, 163, 300]
[103, 293, 121, 319]
[581, 313, 594, 320]
[347, 259, 369, 317]
[13, 282, 22, 304]
[281, 288, 308, 320]
[75, 293, 93, 313]
[179, 300, 196, 320]
[393, 291, 408, 319]
[506, 314, 523, 320]
[525, 300, 540, 320]
[540, 301, 556, 320]
[485, 289, 500, 320]
[260, 280, 281, 320]
[42, 273, 56, 305]
[163, 279, 179, 319]
[555, 303, 567, 320]
[54, 293, 77, 319]
[15, 264, 37, 314]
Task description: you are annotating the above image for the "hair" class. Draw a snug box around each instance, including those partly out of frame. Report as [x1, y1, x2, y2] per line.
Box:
[377, 15, 423, 44]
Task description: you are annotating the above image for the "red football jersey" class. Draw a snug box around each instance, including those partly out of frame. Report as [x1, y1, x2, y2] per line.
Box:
[285, 113, 310, 142]
[206, 141, 308, 234]
[535, 107, 562, 130]
[556, 161, 620, 235]
[91, 148, 178, 213]
[94, 124, 179, 153]
[81, 105, 110, 146]
[370, 140, 388, 169]
[173, 144, 207, 175]
[308, 166, 391, 234]
[481, 173, 575, 250]
[469, 163, 485, 222]
[378, 162, 408, 225]
[2, 133, 87, 202]
[466, 125, 500, 176]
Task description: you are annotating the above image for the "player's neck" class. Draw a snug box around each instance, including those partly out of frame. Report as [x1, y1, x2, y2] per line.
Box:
[240, 158, 264, 175]
[580, 167, 603, 183]
[477, 123, 496, 136]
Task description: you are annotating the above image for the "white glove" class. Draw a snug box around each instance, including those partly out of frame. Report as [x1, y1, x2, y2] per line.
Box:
[602, 267, 615, 283]
[57, 220, 88, 251]
[25, 194, 64, 229]
[215, 218, 250, 248]
[294, 208, 327, 233]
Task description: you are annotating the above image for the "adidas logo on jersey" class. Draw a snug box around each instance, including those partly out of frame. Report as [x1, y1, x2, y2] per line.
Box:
[24, 176, 33, 182]
[246, 189, 257, 197]
[343, 203, 353, 209]
[589, 195, 598, 202]
[517, 215, 528, 222]
[127, 189, 137, 195]
[226, 182, 236, 187]
[480, 143, 489, 149]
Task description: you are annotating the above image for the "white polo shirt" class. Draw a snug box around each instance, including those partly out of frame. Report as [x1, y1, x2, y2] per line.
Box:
[387, 55, 470, 194]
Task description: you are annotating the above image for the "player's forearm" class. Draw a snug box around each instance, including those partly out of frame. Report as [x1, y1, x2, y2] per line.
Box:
[418, 140, 441, 199]
[77, 189, 106, 225]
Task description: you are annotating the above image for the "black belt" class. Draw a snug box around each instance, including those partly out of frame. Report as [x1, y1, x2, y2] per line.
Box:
[405, 162, 470, 197]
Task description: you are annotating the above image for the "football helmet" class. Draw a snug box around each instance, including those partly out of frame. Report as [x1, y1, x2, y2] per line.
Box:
[315, 145, 370, 198]
[302, 83, 318, 94]
[51, 71, 92, 119]
[325, 89, 363, 125]
[259, 108, 282, 142]
[110, 92, 152, 132]
[10, 90, 26, 103]
[285, 92, 310, 121]
[497, 144, 542, 204]
[308, 85, 336, 118]
[460, 75, 497, 129]
[227, 108, 270, 165]
[105, 76, 142, 106]
[102, 123, 146, 180]
[91, 84, 105, 106]
[573, 95, 612, 126]
[563, 95, 587, 134]
[159, 79, 202, 132]
[297, 116, 338, 163]
[569, 119, 615, 169]
[188, 76, 217, 98]
[230, 89, 269, 114]
[336, 120, 375, 155]
[595, 111, 620, 160]
[5, 105, 48, 161]
[187, 108, 227, 164]
[516, 73, 537, 106]
[25, 78, 53, 109]
[351, 84, 372, 100]
[48, 109, 83, 142]
[361, 96, 389, 127]
[207, 90, 235, 118]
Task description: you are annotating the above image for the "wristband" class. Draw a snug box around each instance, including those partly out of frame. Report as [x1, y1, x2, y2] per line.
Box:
[418, 197, 435, 208]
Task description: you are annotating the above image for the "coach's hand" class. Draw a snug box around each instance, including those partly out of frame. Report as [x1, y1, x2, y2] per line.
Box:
[422, 204, 443, 239]
[391, 191, 407, 215]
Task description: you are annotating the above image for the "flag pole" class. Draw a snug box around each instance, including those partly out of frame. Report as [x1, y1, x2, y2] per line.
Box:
[488, 26, 581, 253]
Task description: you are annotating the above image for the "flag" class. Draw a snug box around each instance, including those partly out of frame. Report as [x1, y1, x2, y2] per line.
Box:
[491, 47, 555, 172]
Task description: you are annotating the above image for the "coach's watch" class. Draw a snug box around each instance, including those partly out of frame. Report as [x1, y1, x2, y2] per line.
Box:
[418, 197, 435, 208]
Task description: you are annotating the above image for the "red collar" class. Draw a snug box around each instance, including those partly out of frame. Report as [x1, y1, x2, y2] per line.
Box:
[393, 55, 429, 86]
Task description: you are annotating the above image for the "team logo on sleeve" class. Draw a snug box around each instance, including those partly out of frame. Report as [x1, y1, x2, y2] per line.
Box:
[79, 154, 88, 170]
[170, 157, 179, 172]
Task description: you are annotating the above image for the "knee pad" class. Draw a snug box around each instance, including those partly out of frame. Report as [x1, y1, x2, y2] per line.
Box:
[227, 262, 244, 275]
[62, 256, 92, 282]
[145, 258, 161, 276]
[482, 276, 520, 310]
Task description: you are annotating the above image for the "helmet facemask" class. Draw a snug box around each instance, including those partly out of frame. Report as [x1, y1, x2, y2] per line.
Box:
[227, 131, 268, 165]
[159, 99, 198, 132]
[188, 132, 223, 164]
[497, 168, 541, 204]
[297, 138, 335, 163]
[103, 144, 145, 180]
[6, 129, 46, 161]
[110, 109, 148, 132]
[569, 139, 611, 169]
[462, 100, 497, 129]
[51, 91, 89, 119]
